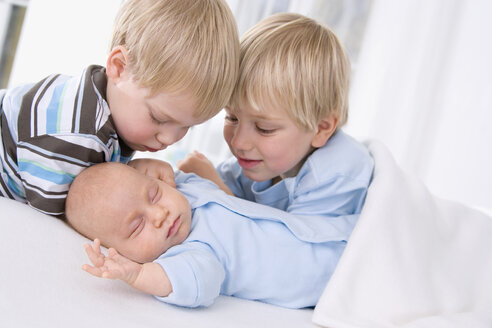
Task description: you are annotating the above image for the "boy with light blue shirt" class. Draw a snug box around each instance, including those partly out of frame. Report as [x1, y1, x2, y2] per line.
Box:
[66, 162, 347, 308]
[178, 13, 374, 244]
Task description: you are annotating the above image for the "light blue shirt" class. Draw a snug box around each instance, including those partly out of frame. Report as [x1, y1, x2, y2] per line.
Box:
[216, 130, 374, 241]
[154, 172, 347, 308]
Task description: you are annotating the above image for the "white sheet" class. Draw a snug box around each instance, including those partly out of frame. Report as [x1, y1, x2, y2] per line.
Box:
[313, 140, 492, 327]
[3, 140, 491, 328]
[0, 197, 314, 328]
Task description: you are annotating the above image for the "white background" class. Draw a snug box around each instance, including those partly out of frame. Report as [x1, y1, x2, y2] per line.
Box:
[5, 0, 492, 214]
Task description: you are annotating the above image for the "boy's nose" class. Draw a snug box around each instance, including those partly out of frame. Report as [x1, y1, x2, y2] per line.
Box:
[150, 206, 169, 228]
[231, 128, 252, 151]
[156, 127, 189, 148]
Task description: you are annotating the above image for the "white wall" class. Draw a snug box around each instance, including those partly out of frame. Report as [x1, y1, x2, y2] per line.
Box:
[8, 0, 122, 87]
[422, 1, 492, 213]
[345, 0, 492, 213]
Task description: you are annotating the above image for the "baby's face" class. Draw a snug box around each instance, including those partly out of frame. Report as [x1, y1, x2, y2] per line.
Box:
[97, 166, 192, 263]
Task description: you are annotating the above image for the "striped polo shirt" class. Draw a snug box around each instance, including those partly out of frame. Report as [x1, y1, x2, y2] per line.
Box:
[0, 65, 134, 216]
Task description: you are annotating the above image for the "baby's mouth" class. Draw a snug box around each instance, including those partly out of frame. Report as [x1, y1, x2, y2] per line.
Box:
[167, 216, 181, 238]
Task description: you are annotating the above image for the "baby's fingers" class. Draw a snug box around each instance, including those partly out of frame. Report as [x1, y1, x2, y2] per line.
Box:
[108, 247, 120, 258]
[84, 239, 105, 267]
[84, 238, 102, 255]
[82, 263, 106, 278]
[83, 263, 119, 279]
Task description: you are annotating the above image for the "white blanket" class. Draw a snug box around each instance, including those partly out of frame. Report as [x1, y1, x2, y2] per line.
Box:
[313, 140, 492, 327]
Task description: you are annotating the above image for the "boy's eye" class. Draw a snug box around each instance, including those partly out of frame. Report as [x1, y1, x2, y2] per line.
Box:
[224, 114, 238, 124]
[149, 110, 168, 125]
[255, 125, 276, 135]
[151, 116, 162, 124]
[150, 114, 167, 125]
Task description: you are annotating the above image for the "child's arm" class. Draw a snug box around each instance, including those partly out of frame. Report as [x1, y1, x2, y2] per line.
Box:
[177, 151, 233, 195]
[82, 239, 172, 297]
[128, 158, 176, 187]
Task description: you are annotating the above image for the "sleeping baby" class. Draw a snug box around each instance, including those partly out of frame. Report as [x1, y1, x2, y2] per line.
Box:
[66, 161, 349, 308]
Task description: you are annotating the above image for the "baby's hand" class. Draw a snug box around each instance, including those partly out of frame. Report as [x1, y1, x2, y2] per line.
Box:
[82, 239, 142, 286]
[128, 158, 175, 187]
[177, 151, 217, 180]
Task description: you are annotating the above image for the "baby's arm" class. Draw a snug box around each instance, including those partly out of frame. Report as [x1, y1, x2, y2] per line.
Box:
[82, 239, 172, 297]
[177, 151, 233, 195]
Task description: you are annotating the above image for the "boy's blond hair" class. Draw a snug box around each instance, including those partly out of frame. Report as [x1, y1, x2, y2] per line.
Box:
[228, 13, 350, 130]
[110, 0, 239, 119]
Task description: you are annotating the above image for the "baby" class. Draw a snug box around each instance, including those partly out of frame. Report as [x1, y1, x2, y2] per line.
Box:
[66, 162, 347, 308]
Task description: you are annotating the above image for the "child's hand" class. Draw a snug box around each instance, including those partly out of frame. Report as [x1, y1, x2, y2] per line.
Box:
[177, 151, 217, 181]
[128, 158, 175, 187]
[177, 151, 234, 195]
[82, 239, 142, 286]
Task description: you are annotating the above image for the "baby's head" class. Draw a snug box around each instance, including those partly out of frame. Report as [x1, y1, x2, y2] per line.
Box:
[66, 162, 192, 263]
[110, 0, 239, 120]
[228, 12, 350, 131]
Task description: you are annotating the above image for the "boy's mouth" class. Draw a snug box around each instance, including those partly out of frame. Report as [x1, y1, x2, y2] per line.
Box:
[145, 146, 164, 152]
[237, 157, 262, 169]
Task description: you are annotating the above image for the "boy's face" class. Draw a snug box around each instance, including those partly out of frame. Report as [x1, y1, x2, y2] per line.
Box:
[95, 165, 192, 263]
[108, 75, 205, 153]
[223, 103, 317, 182]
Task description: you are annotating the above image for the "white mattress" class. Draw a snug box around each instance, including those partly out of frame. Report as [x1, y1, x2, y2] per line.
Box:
[0, 197, 315, 328]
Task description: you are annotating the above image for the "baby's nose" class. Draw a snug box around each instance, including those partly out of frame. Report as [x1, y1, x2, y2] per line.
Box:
[151, 207, 169, 228]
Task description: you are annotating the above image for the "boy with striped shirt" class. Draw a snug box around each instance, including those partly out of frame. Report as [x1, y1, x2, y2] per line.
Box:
[0, 0, 239, 217]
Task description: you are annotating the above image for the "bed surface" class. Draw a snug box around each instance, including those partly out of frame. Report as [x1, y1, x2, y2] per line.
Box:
[3, 140, 491, 327]
[0, 197, 315, 328]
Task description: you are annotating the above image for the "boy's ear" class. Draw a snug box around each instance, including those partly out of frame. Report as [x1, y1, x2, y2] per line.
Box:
[106, 46, 128, 81]
[311, 115, 338, 148]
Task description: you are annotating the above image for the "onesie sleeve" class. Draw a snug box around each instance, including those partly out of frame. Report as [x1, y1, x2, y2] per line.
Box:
[153, 242, 225, 308]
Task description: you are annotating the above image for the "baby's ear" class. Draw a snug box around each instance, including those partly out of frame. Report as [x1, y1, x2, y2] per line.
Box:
[311, 115, 338, 148]
[106, 45, 129, 81]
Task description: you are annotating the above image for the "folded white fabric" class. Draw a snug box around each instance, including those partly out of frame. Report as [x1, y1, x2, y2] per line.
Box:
[313, 140, 492, 328]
